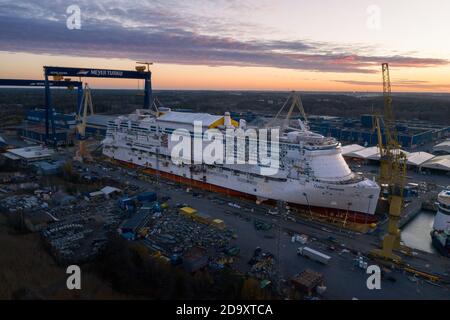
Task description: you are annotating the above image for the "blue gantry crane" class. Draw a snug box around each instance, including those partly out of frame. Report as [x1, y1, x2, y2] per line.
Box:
[43, 66, 152, 146]
[0, 78, 83, 145]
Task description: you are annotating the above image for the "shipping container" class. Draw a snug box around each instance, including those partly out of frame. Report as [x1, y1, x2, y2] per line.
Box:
[297, 246, 331, 265]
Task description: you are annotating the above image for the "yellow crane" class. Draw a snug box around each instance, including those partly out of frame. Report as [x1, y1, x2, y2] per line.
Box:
[74, 83, 94, 162]
[267, 91, 308, 132]
[372, 63, 409, 263]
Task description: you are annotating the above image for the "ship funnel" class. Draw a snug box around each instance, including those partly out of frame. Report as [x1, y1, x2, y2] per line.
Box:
[224, 112, 233, 128]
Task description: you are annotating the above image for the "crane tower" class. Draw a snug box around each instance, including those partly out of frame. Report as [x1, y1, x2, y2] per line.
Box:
[372, 63, 409, 262]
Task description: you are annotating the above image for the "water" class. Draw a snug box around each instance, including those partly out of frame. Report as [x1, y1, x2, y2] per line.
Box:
[401, 210, 436, 254]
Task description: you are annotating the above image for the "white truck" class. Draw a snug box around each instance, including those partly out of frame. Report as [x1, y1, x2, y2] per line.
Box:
[297, 246, 331, 265]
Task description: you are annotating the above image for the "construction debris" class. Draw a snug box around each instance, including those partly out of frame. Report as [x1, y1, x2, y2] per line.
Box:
[143, 207, 233, 267]
[248, 248, 276, 282]
[254, 219, 272, 231]
[291, 269, 325, 295]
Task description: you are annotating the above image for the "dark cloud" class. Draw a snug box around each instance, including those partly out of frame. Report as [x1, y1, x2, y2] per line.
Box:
[0, 1, 447, 73]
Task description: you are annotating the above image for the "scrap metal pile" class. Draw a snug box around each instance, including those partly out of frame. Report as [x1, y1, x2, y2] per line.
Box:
[247, 247, 277, 282]
[144, 208, 234, 261]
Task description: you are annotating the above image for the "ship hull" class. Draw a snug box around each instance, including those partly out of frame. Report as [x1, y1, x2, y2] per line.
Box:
[106, 152, 379, 226]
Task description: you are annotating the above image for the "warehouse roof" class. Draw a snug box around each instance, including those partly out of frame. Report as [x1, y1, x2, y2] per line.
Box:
[3, 153, 20, 160]
[32, 160, 65, 174]
[367, 149, 410, 161]
[158, 111, 223, 127]
[86, 114, 117, 127]
[89, 186, 122, 197]
[341, 144, 365, 156]
[421, 155, 450, 172]
[406, 152, 435, 166]
[100, 186, 121, 195]
[345, 146, 379, 159]
[3, 146, 54, 160]
[433, 139, 450, 154]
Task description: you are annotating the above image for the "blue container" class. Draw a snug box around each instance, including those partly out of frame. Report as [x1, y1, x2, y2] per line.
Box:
[361, 115, 374, 128]
[118, 197, 135, 209]
[137, 191, 157, 203]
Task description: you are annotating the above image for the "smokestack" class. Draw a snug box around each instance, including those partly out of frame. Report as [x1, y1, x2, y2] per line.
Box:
[224, 112, 233, 128]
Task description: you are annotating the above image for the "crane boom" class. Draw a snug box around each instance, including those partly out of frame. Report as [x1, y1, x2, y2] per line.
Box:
[267, 91, 308, 132]
[372, 63, 409, 263]
[74, 84, 94, 162]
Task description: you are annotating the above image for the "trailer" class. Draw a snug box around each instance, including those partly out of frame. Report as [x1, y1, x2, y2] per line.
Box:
[297, 246, 331, 265]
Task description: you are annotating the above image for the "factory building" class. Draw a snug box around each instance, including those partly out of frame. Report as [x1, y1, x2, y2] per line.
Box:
[421, 155, 450, 172]
[20, 108, 75, 146]
[433, 139, 450, 154]
[20, 125, 74, 147]
[26, 108, 77, 129]
[341, 144, 450, 173]
[308, 114, 450, 149]
[2, 146, 54, 165]
[85, 114, 116, 136]
[0, 134, 6, 149]
[18, 109, 115, 145]
[16, 109, 450, 151]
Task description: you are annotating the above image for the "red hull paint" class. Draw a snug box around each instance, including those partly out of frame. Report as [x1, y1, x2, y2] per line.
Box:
[112, 159, 378, 225]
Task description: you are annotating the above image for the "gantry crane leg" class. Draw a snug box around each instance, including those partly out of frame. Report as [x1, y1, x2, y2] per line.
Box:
[74, 84, 94, 162]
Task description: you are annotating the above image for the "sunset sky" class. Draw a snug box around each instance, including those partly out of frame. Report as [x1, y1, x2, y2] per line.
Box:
[1, 0, 450, 91]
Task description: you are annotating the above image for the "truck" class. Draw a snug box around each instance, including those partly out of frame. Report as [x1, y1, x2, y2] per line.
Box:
[297, 246, 331, 265]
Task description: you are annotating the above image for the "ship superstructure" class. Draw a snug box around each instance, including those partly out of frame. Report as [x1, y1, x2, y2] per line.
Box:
[103, 104, 380, 224]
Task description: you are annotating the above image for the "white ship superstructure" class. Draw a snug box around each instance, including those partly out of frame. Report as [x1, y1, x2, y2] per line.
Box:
[103, 107, 380, 222]
[433, 189, 450, 232]
[431, 188, 450, 256]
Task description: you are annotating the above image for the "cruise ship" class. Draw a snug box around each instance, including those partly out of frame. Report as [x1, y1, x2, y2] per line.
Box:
[102, 100, 380, 227]
[431, 188, 450, 256]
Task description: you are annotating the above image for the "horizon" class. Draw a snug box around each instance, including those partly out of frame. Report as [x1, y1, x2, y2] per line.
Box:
[2, 87, 450, 95]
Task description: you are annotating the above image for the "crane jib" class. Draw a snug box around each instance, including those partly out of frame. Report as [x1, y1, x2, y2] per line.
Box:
[44, 67, 150, 79]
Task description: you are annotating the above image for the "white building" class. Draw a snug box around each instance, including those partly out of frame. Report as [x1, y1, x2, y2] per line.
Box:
[421, 155, 450, 172]
[2, 146, 54, 164]
[433, 140, 450, 154]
